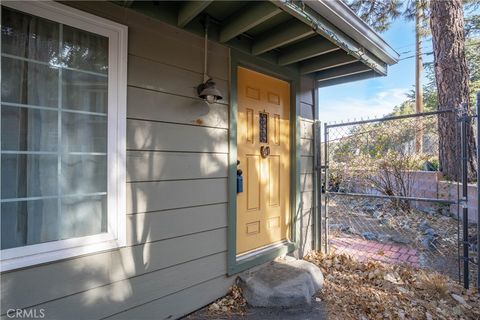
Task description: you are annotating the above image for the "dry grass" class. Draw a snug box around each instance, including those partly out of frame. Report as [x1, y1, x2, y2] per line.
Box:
[415, 270, 450, 298]
[305, 251, 480, 320]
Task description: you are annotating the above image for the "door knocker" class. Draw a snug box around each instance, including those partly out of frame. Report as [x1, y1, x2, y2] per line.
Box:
[260, 146, 270, 158]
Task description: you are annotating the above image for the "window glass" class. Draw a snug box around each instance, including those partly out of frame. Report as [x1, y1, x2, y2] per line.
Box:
[1, 106, 58, 151]
[0, 6, 109, 250]
[62, 69, 108, 113]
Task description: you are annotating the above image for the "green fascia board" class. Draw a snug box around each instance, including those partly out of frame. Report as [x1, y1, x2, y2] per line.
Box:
[177, 0, 213, 28]
[228, 49, 302, 275]
[251, 20, 315, 56]
[271, 0, 388, 76]
[315, 61, 372, 81]
[278, 36, 340, 66]
[301, 51, 358, 74]
[316, 70, 379, 87]
[219, 2, 282, 43]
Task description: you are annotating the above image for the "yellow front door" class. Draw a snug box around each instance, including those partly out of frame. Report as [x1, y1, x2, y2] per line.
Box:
[236, 67, 291, 255]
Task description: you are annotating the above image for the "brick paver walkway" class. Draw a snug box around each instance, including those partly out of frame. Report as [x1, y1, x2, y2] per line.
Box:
[330, 237, 420, 268]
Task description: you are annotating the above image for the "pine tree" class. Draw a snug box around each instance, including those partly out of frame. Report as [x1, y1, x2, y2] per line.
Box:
[430, 0, 477, 180]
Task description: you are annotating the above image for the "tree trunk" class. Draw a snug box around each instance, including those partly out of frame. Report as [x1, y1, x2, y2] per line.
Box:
[430, 0, 477, 181]
[415, 2, 424, 153]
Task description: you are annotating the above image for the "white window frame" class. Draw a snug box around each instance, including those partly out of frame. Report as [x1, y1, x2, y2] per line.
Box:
[0, 0, 127, 271]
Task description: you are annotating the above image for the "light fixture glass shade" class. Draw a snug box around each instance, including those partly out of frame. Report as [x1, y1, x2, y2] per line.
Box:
[197, 78, 223, 103]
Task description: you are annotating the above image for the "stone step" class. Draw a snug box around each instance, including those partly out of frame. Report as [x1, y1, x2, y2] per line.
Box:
[238, 257, 324, 308]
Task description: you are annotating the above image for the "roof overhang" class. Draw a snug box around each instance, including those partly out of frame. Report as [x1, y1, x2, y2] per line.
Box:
[120, 0, 399, 87]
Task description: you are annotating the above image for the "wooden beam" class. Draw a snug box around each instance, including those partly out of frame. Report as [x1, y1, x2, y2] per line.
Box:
[300, 51, 358, 74]
[278, 36, 340, 66]
[252, 20, 315, 56]
[219, 3, 282, 43]
[316, 70, 378, 87]
[177, 1, 213, 28]
[315, 62, 372, 82]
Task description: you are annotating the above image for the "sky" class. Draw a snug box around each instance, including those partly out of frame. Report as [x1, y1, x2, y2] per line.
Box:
[319, 18, 434, 125]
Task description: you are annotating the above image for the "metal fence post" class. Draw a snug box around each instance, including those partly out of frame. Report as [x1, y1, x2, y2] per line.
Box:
[476, 91, 480, 289]
[460, 106, 470, 289]
[314, 120, 321, 251]
[324, 123, 329, 254]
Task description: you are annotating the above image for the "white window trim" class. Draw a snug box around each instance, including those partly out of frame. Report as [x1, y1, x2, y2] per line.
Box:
[0, 0, 127, 272]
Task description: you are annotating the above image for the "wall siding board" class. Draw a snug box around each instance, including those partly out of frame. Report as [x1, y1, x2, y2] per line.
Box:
[300, 102, 314, 120]
[127, 179, 228, 214]
[106, 275, 234, 320]
[128, 28, 229, 81]
[63, 2, 229, 80]
[300, 156, 313, 174]
[301, 191, 314, 212]
[127, 87, 228, 129]
[127, 120, 228, 153]
[127, 151, 228, 182]
[128, 55, 229, 104]
[300, 120, 313, 139]
[300, 138, 313, 156]
[300, 75, 315, 256]
[0, 228, 226, 313]
[300, 173, 314, 192]
[126, 204, 228, 245]
[300, 76, 314, 105]
[15, 253, 227, 320]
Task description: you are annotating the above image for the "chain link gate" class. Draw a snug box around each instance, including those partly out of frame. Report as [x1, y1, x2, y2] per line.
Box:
[319, 102, 480, 290]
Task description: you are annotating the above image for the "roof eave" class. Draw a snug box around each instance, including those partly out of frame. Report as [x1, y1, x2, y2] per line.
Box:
[271, 0, 389, 76]
[306, 0, 399, 65]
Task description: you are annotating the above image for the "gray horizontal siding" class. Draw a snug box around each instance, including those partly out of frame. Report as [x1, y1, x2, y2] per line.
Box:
[18, 253, 227, 320]
[127, 87, 228, 129]
[300, 76, 314, 105]
[127, 203, 228, 245]
[106, 275, 234, 320]
[300, 120, 313, 139]
[298, 75, 315, 256]
[300, 173, 314, 192]
[127, 120, 228, 153]
[128, 24, 229, 81]
[1, 228, 226, 313]
[300, 102, 314, 121]
[300, 138, 313, 156]
[128, 55, 229, 104]
[127, 151, 228, 182]
[300, 156, 313, 174]
[127, 178, 227, 214]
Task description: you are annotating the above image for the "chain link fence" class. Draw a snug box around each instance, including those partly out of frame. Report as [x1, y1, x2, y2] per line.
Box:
[321, 108, 479, 289]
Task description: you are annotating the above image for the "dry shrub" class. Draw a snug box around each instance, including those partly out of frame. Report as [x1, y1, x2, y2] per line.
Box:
[415, 270, 449, 298]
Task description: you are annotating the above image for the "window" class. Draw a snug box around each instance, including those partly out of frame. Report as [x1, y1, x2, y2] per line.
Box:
[0, 1, 127, 271]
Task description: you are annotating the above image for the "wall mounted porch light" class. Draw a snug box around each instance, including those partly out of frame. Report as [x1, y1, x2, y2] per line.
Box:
[197, 15, 223, 104]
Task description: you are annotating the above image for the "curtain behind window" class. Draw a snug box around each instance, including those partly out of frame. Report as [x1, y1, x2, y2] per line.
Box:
[1, 7, 108, 249]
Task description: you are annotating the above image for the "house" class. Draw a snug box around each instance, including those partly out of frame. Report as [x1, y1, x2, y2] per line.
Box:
[0, 1, 398, 319]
